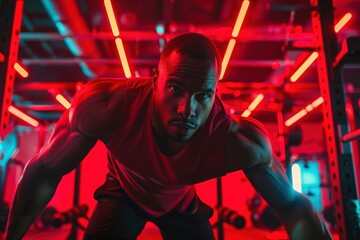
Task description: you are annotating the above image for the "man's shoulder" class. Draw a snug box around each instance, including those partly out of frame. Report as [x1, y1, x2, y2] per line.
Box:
[68, 77, 152, 140]
[224, 116, 272, 172]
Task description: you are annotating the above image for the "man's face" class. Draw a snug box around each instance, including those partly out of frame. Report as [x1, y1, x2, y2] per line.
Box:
[153, 51, 218, 143]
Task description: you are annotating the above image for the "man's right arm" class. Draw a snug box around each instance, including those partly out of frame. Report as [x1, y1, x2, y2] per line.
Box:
[5, 109, 97, 240]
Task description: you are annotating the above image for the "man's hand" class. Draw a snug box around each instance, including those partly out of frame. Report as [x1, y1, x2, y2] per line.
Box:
[244, 157, 333, 240]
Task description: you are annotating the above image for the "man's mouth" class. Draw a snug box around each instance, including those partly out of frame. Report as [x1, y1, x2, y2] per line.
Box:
[169, 120, 197, 129]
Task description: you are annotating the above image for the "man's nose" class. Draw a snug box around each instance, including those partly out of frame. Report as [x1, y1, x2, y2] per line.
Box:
[177, 96, 196, 119]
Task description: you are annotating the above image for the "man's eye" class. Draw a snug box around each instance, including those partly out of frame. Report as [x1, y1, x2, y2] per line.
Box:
[170, 86, 182, 94]
[196, 93, 211, 101]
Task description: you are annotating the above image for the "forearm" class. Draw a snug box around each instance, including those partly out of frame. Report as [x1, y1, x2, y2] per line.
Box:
[280, 194, 333, 240]
[5, 161, 62, 240]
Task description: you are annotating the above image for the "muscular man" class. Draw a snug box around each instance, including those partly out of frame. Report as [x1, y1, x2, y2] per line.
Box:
[5, 33, 333, 240]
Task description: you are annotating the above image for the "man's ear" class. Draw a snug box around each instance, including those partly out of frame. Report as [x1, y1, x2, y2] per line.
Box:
[152, 68, 159, 81]
[152, 68, 159, 89]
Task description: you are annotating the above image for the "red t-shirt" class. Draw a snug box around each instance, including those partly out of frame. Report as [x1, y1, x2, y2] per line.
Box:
[106, 77, 231, 217]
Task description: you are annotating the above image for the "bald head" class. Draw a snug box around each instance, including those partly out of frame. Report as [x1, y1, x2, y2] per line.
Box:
[159, 33, 222, 79]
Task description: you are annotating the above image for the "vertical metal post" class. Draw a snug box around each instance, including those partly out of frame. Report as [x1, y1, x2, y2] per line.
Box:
[216, 177, 224, 240]
[0, 0, 24, 138]
[0, 0, 24, 214]
[310, 1, 359, 239]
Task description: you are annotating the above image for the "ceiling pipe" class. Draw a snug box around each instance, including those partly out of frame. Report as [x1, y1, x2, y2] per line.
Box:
[41, 0, 106, 79]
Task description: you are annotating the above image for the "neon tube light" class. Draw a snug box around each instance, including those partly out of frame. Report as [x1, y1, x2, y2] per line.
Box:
[0, 52, 4, 62]
[104, 0, 120, 37]
[285, 109, 307, 126]
[291, 163, 302, 193]
[248, 94, 264, 111]
[241, 109, 251, 117]
[290, 52, 318, 82]
[220, 39, 236, 80]
[115, 38, 132, 78]
[312, 96, 324, 107]
[335, 13, 352, 33]
[285, 97, 324, 126]
[8, 106, 39, 127]
[232, 0, 250, 38]
[14, 62, 29, 78]
[289, 13, 352, 82]
[55, 94, 71, 109]
[220, 1, 250, 80]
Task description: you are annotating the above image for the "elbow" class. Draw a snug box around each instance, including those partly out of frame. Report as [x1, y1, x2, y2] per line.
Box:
[23, 159, 62, 185]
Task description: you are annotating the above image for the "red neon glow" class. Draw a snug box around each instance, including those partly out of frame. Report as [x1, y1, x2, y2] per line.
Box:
[342, 128, 360, 142]
[285, 97, 324, 126]
[241, 109, 251, 117]
[8, 106, 39, 127]
[55, 94, 71, 109]
[232, 0, 250, 38]
[115, 38, 132, 78]
[14, 62, 29, 78]
[335, 13, 352, 33]
[104, 0, 120, 37]
[0, 52, 4, 62]
[248, 94, 264, 111]
[305, 105, 314, 112]
[220, 39, 236, 80]
[290, 52, 318, 82]
[285, 109, 307, 126]
[289, 13, 351, 82]
[312, 96, 324, 107]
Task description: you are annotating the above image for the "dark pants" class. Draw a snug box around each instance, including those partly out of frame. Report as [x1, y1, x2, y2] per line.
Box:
[84, 176, 214, 240]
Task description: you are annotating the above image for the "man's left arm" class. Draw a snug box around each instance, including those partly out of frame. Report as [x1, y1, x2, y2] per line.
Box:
[243, 156, 333, 240]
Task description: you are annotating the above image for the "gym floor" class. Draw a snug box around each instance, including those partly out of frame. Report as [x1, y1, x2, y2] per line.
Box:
[3, 225, 339, 240]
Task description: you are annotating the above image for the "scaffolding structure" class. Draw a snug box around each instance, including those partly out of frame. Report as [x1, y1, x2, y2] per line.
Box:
[0, 0, 359, 239]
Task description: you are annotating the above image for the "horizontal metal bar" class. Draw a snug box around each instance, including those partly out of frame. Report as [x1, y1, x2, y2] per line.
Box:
[20, 31, 314, 42]
[342, 128, 360, 142]
[21, 58, 294, 67]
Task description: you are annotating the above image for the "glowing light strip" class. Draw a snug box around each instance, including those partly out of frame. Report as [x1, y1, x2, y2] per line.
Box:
[232, 0, 250, 38]
[14, 62, 29, 78]
[220, 39, 236, 80]
[285, 97, 324, 126]
[290, 52, 318, 82]
[115, 38, 132, 78]
[241, 109, 251, 117]
[285, 109, 307, 126]
[335, 13, 352, 33]
[104, 0, 120, 37]
[248, 94, 264, 111]
[220, 1, 250, 80]
[8, 106, 39, 127]
[0, 52, 4, 62]
[312, 96, 324, 107]
[55, 94, 71, 109]
[241, 94, 264, 117]
[291, 163, 302, 193]
[289, 13, 352, 82]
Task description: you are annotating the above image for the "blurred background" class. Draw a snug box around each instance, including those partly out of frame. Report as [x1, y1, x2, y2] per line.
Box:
[1, 0, 359, 239]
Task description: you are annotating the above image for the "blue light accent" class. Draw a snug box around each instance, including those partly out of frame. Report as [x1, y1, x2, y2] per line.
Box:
[63, 38, 83, 56]
[303, 172, 317, 184]
[41, 0, 61, 22]
[41, 0, 94, 78]
[292, 160, 322, 211]
[42, 1, 82, 56]
[55, 21, 68, 35]
[79, 62, 96, 78]
[156, 23, 165, 35]
[0, 131, 18, 168]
